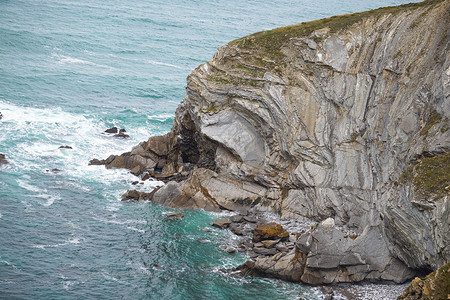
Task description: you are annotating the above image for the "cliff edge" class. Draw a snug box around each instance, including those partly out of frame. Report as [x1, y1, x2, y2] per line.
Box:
[102, 0, 450, 285]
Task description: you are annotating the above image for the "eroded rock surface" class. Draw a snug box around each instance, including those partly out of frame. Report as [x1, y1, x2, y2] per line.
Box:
[398, 262, 450, 300]
[100, 0, 450, 284]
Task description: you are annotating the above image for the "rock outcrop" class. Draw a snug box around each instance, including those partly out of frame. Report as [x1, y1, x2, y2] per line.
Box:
[398, 262, 450, 299]
[100, 0, 450, 285]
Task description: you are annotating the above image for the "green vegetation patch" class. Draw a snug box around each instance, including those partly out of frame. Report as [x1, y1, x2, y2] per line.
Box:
[229, 0, 444, 60]
[208, 64, 264, 87]
[420, 111, 442, 137]
[204, 105, 217, 113]
[400, 152, 450, 201]
[398, 262, 450, 300]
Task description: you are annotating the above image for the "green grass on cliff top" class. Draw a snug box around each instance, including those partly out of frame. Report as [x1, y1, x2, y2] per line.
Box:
[230, 0, 445, 59]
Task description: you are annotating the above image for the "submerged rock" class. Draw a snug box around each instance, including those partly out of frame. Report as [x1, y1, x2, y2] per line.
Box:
[210, 218, 232, 229]
[105, 126, 119, 133]
[121, 189, 156, 201]
[104, 127, 128, 137]
[0, 153, 8, 165]
[88, 158, 105, 165]
[163, 212, 184, 219]
[114, 132, 129, 138]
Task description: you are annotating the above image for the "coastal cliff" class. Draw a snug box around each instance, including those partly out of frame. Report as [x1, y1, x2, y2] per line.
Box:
[102, 0, 449, 285]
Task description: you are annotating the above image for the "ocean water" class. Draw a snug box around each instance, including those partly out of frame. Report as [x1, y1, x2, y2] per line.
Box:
[0, 0, 420, 299]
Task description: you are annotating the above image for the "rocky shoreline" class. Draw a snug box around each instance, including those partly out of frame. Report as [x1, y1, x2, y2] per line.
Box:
[91, 0, 449, 297]
[162, 207, 412, 299]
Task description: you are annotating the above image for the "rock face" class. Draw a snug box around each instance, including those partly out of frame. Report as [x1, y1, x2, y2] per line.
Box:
[398, 262, 450, 300]
[103, 0, 450, 284]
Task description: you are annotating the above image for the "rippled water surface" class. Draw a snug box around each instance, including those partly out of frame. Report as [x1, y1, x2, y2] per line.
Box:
[0, 0, 420, 298]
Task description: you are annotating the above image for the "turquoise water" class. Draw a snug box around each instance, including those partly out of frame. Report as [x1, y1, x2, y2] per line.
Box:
[0, 0, 420, 299]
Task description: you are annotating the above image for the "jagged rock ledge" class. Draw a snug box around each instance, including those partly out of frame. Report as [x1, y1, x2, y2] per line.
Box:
[92, 0, 450, 287]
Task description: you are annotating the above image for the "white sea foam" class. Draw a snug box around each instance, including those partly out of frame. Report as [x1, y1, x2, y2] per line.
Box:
[101, 271, 129, 285]
[17, 179, 61, 206]
[147, 59, 184, 70]
[32, 236, 82, 249]
[0, 100, 157, 181]
[147, 113, 174, 122]
[127, 226, 145, 233]
[36, 194, 61, 207]
[0, 260, 19, 270]
[51, 53, 114, 70]
[17, 179, 44, 193]
[139, 266, 151, 275]
[92, 215, 147, 226]
[333, 282, 409, 300]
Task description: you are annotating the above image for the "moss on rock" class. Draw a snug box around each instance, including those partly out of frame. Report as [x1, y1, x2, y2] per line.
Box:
[400, 152, 450, 201]
[420, 111, 442, 137]
[398, 262, 450, 299]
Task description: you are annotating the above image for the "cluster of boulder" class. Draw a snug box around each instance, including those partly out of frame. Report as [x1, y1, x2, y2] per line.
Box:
[209, 214, 415, 286]
[210, 214, 299, 261]
[89, 133, 182, 181]
[104, 126, 129, 138]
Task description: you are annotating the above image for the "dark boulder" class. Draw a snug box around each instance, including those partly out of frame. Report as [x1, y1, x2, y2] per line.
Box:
[121, 189, 159, 201]
[105, 126, 118, 134]
[59, 145, 73, 149]
[0, 153, 8, 165]
[141, 172, 151, 181]
[210, 218, 232, 229]
[163, 212, 184, 219]
[114, 132, 130, 138]
[130, 165, 141, 176]
[89, 158, 106, 165]
[121, 189, 141, 201]
[230, 215, 244, 223]
[229, 225, 244, 236]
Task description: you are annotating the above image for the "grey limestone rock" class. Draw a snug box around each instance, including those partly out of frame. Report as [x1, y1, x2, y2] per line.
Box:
[104, 0, 450, 285]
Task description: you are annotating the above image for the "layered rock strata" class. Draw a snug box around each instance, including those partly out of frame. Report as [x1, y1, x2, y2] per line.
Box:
[98, 0, 450, 285]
